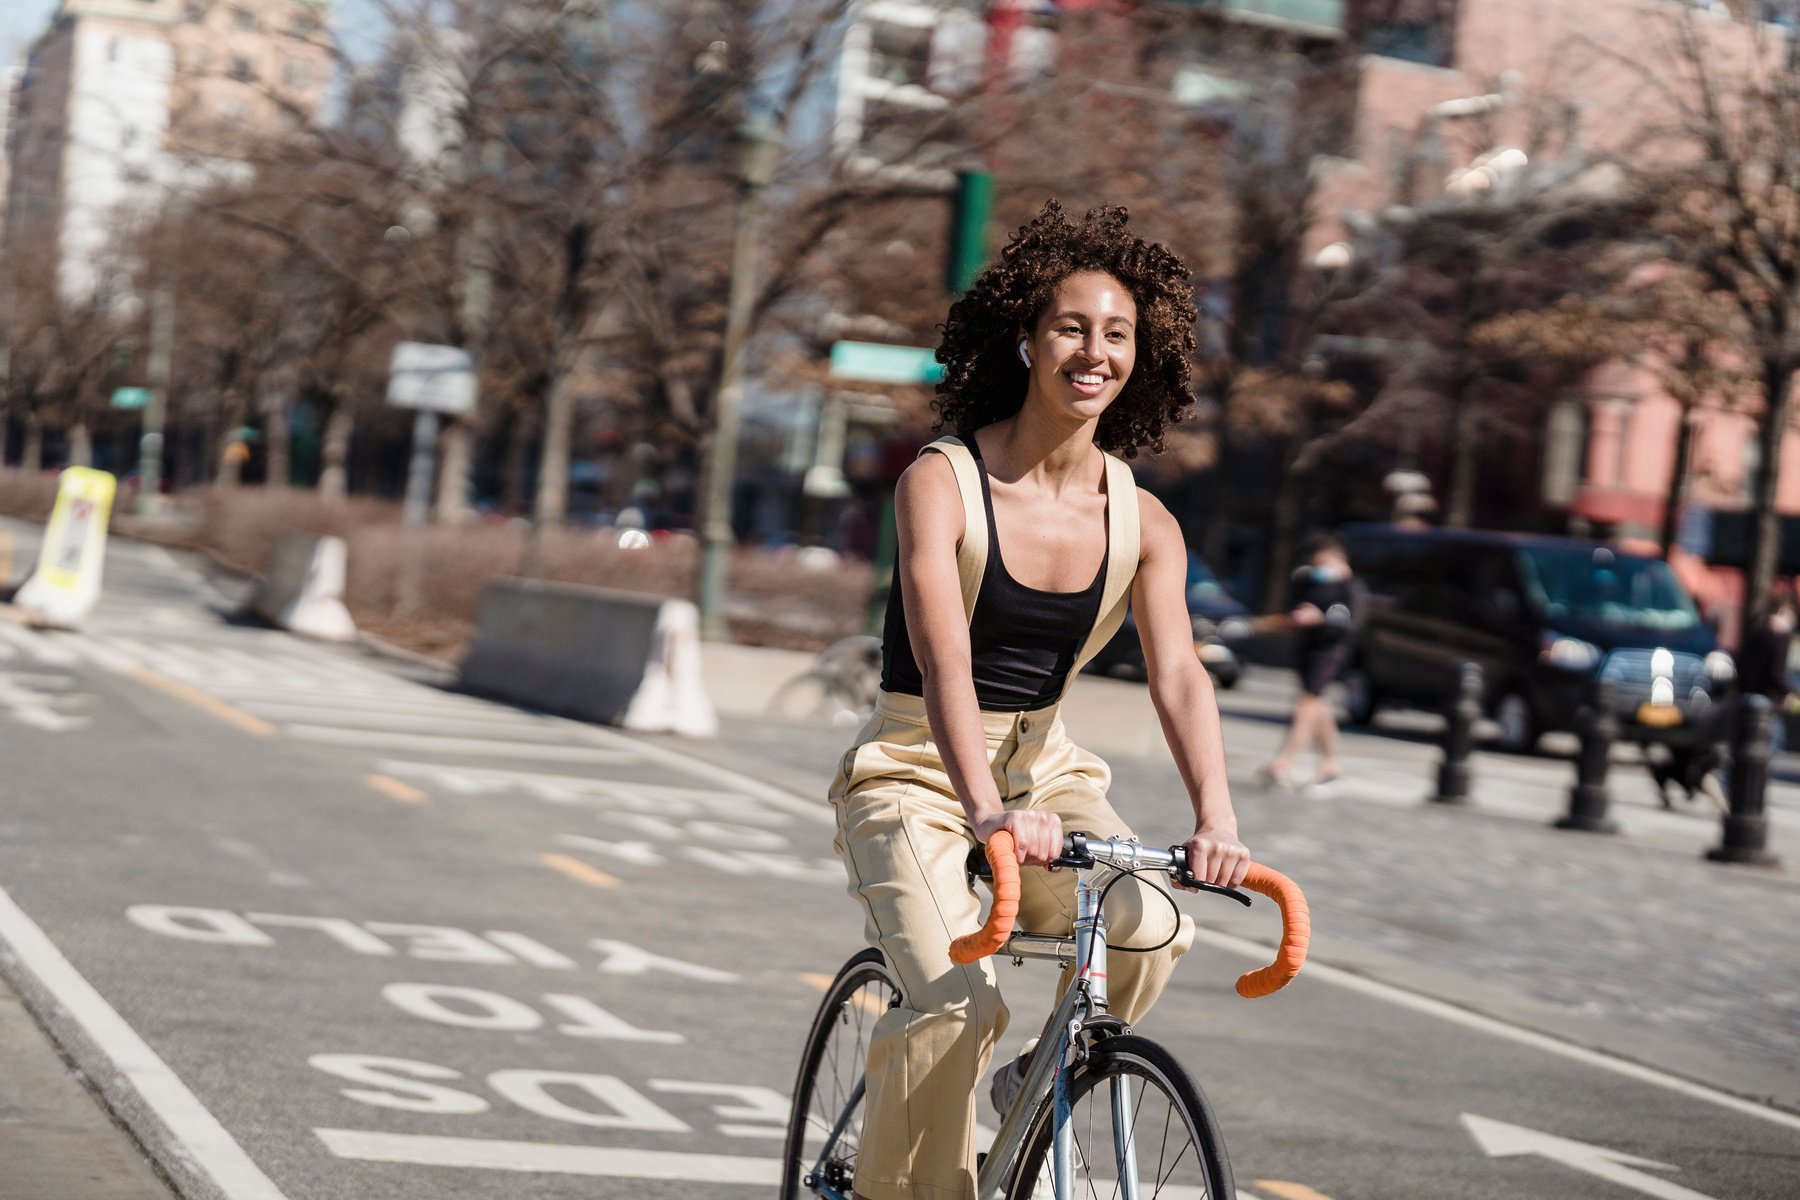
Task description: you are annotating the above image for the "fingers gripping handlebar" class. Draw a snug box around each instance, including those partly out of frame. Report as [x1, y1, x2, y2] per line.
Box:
[948, 832, 1311, 998]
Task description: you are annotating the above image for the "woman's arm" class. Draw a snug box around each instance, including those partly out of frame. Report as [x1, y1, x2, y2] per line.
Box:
[895, 455, 1063, 865]
[1132, 493, 1250, 888]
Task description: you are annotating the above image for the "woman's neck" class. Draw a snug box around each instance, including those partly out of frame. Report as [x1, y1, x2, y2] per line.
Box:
[978, 411, 1101, 495]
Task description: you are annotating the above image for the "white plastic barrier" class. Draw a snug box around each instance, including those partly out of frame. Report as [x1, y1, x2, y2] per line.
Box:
[244, 533, 357, 642]
[13, 467, 116, 628]
[458, 578, 718, 737]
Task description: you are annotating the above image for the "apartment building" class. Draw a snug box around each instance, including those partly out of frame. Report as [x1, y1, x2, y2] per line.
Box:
[2, 0, 331, 303]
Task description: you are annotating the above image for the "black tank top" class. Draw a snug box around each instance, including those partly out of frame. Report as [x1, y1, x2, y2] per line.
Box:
[880, 438, 1106, 711]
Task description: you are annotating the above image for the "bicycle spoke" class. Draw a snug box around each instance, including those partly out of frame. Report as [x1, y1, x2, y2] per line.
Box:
[1006, 1038, 1230, 1200]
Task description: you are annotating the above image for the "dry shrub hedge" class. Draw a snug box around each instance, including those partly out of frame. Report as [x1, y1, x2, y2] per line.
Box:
[190, 487, 871, 658]
[0, 471, 60, 524]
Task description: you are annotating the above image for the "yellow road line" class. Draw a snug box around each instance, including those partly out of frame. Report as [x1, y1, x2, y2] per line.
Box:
[539, 852, 619, 889]
[1253, 1182, 1334, 1200]
[127, 666, 273, 737]
[800, 972, 888, 1017]
[365, 774, 427, 804]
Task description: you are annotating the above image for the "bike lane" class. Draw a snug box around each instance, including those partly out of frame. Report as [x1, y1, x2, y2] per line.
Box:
[1, 601, 1795, 1200]
[0, 622, 858, 1199]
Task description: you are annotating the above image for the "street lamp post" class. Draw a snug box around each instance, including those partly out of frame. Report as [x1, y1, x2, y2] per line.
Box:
[697, 114, 781, 642]
[137, 288, 173, 516]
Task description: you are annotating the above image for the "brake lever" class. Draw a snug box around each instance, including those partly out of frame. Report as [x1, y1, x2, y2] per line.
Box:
[1173, 847, 1254, 906]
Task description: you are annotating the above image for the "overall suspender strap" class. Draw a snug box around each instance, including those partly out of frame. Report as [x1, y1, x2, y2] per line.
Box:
[1063, 453, 1140, 699]
[917, 436, 988, 623]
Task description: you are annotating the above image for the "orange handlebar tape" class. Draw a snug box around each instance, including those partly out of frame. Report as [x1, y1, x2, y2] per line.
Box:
[949, 831, 1021, 964]
[1233, 863, 1311, 998]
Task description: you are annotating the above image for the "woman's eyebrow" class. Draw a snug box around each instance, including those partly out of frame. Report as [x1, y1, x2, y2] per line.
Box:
[1048, 310, 1136, 328]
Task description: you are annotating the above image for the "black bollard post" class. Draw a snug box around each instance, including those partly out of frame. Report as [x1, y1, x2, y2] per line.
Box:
[1707, 693, 1783, 866]
[1556, 683, 1619, 833]
[1433, 661, 1483, 804]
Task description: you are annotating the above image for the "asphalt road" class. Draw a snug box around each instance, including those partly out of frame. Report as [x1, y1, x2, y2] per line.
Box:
[0, 520, 1796, 1200]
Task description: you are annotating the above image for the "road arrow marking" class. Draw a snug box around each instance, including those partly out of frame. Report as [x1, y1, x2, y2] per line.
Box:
[1461, 1113, 1718, 1200]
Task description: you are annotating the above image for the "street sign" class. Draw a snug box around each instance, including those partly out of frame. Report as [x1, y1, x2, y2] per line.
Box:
[828, 341, 945, 385]
[387, 341, 477, 415]
[111, 387, 152, 410]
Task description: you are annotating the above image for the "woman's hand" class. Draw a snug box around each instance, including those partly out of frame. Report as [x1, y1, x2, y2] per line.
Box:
[1179, 826, 1250, 890]
[974, 809, 1064, 867]
[1289, 601, 1324, 627]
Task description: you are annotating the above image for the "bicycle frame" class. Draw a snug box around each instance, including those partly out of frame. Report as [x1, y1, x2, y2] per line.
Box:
[974, 863, 1118, 1200]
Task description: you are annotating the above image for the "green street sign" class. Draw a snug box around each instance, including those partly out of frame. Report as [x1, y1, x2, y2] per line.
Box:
[829, 341, 945, 385]
[111, 387, 152, 410]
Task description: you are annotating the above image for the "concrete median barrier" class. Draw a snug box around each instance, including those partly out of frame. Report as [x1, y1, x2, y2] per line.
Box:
[458, 578, 718, 737]
[243, 533, 357, 642]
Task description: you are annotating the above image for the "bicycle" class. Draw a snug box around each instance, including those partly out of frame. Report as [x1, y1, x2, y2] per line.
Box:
[766, 634, 883, 726]
[781, 830, 1310, 1200]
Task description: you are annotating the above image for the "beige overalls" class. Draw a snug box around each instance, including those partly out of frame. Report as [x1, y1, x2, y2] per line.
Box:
[829, 435, 1195, 1200]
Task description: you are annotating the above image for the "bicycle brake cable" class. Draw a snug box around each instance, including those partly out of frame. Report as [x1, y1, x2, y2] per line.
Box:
[1093, 866, 1184, 955]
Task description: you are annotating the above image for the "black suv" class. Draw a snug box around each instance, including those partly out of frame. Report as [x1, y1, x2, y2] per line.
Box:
[1338, 525, 1731, 753]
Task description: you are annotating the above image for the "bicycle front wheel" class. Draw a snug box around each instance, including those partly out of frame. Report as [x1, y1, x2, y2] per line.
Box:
[1006, 1033, 1234, 1200]
[780, 948, 901, 1199]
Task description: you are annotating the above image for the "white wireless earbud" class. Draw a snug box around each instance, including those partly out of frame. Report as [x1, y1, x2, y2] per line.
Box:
[1017, 340, 1031, 368]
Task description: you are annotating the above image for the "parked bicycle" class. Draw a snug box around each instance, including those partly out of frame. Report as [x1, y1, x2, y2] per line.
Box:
[781, 830, 1310, 1200]
[767, 634, 883, 726]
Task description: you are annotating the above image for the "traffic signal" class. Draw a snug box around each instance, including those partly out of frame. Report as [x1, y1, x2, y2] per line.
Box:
[946, 169, 992, 294]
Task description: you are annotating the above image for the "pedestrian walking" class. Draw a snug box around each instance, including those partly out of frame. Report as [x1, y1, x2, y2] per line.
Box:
[1264, 533, 1366, 793]
[825, 201, 1246, 1200]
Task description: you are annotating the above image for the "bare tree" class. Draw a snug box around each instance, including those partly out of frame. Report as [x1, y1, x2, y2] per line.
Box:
[1635, 6, 1800, 627]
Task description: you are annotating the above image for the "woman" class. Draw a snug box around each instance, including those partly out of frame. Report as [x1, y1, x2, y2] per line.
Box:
[829, 202, 1248, 1200]
[1265, 533, 1365, 791]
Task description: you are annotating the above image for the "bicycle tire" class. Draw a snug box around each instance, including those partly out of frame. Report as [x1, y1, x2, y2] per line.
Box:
[780, 948, 900, 1199]
[1004, 1033, 1234, 1200]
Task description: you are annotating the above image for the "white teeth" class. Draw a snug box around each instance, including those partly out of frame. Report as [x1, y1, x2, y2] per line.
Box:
[1072, 373, 1103, 384]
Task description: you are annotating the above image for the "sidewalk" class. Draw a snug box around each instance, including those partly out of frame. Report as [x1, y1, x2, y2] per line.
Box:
[0, 968, 171, 1199]
[701, 639, 1797, 860]
[687, 640, 1800, 1115]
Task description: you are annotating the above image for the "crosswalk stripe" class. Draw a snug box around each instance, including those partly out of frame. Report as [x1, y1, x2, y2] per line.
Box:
[282, 725, 634, 761]
[316, 1129, 776, 1182]
[239, 707, 567, 738]
[0, 622, 80, 666]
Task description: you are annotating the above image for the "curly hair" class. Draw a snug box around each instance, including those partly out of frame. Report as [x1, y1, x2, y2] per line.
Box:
[933, 200, 1198, 458]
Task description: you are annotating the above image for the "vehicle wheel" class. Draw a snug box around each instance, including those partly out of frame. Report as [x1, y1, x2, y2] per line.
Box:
[1339, 667, 1378, 727]
[1006, 1034, 1234, 1200]
[1492, 692, 1540, 755]
[780, 948, 901, 1199]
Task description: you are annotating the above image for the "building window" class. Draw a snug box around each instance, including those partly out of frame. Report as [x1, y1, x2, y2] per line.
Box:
[183, 2, 205, 20]
[228, 56, 253, 82]
[292, 13, 321, 37]
[282, 58, 310, 89]
[232, 8, 257, 32]
[865, 21, 932, 90]
[1362, 21, 1454, 68]
[220, 97, 249, 122]
[191, 47, 212, 73]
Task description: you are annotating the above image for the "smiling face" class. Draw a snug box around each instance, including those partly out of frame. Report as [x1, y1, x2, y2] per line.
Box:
[1021, 271, 1138, 421]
